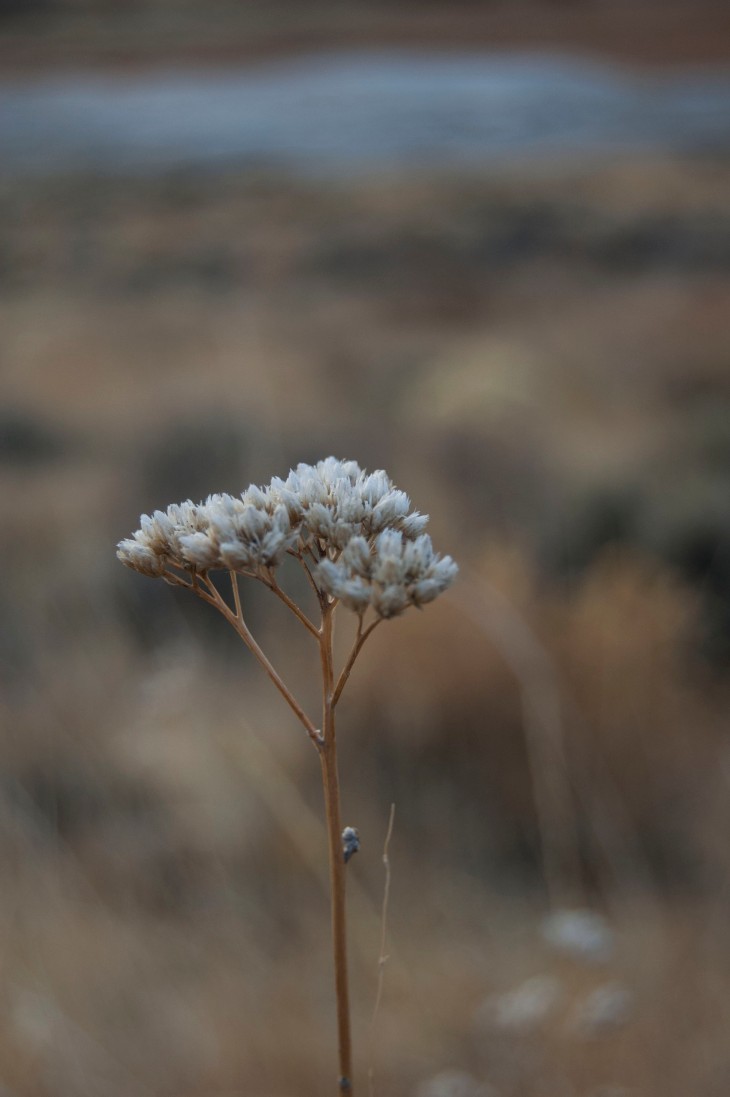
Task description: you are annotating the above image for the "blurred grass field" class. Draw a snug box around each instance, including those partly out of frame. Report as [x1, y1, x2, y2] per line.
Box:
[2, 6, 730, 1091]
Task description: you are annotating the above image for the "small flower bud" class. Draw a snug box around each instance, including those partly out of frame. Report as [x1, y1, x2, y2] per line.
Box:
[342, 826, 360, 864]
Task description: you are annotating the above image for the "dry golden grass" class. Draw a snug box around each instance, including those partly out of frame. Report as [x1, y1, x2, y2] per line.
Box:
[1, 154, 730, 1094]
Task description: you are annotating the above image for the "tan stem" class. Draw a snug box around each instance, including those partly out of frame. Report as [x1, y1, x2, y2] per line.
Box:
[186, 567, 355, 1089]
[320, 603, 353, 1094]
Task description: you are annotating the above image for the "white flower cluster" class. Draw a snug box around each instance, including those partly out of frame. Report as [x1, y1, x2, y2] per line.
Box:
[315, 530, 456, 617]
[117, 457, 457, 618]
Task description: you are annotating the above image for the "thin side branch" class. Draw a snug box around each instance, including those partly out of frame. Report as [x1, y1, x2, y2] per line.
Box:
[332, 618, 381, 708]
[320, 599, 336, 714]
[164, 568, 227, 610]
[162, 569, 195, 592]
[230, 569, 243, 620]
[265, 569, 320, 639]
[194, 573, 322, 749]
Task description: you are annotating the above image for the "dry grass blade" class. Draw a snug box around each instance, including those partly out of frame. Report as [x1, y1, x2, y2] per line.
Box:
[367, 803, 396, 1097]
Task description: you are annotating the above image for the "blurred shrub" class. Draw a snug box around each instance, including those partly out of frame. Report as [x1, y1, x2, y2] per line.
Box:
[345, 548, 717, 895]
[138, 412, 252, 511]
[0, 408, 70, 467]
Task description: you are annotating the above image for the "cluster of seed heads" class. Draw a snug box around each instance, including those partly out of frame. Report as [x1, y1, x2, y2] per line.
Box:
[118, 457, 456, 1093]
[117, 457, 458, 618]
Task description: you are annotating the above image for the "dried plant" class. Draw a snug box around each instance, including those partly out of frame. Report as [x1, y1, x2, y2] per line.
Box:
[118, 457, 457, 1095]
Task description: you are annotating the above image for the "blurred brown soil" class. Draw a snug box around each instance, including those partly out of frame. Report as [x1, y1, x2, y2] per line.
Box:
[1, 1, 730, 73]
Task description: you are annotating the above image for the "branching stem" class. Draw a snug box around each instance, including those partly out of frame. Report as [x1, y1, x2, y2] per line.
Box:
[172, 562, 358, 1092]
[230, 569, 243, 620]
[194, 572, 322, 748]
[264, 569, 320, 639]
[332, 617, 381, 708]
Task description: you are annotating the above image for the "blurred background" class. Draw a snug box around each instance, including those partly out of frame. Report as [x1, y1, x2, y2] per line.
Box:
[2, 3, 730, 1095]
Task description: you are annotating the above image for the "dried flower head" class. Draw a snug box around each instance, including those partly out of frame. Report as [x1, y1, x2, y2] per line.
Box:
[117, 457, 457, 619]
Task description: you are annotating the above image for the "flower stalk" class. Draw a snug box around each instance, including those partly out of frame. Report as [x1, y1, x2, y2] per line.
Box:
[117, 457, 457, 1094]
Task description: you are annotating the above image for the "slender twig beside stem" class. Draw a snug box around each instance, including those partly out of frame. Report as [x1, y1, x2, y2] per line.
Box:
[367, 803, 395, 1097]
